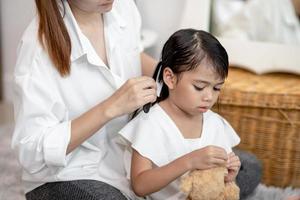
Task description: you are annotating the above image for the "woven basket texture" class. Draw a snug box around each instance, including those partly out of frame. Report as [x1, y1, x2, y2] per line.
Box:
[214, 67, 300, 187]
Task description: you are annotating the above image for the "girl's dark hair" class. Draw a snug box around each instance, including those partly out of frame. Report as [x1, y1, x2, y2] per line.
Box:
[131, 29, 228, 118]
[35, 0, 71, 77]
[154, 28, 229, 102]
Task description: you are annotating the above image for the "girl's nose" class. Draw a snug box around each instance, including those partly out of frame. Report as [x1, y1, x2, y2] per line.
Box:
[203, 88, 213, 101]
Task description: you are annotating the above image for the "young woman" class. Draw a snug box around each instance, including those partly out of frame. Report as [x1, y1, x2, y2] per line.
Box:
[12, 0, 157, 199]
[119, 29, 241, 199]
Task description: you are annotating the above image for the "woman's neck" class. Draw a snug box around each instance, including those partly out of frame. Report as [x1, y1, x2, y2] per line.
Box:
[68, 2, 102, 27]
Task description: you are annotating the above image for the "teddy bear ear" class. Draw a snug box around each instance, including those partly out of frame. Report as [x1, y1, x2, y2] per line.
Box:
[180, 175, 193, 194]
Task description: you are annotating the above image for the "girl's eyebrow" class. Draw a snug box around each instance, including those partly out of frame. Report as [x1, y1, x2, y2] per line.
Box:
[194, 80, 224, 85]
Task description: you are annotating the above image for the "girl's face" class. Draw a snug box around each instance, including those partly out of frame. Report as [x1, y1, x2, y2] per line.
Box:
[68, 0, 114, 13]
[166, 59, 224, 116]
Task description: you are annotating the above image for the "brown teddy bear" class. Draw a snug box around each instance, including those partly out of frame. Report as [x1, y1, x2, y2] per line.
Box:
[180, 167, 240, 200]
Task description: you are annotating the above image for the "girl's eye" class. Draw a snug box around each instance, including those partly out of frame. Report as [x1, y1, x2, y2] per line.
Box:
[213, 87, 221, 91]
[193, 85, 204, 91]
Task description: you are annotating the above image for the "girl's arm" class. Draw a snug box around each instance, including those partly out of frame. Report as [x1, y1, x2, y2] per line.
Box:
[131, 146, 228, 197]
[130, 149, 191, 197]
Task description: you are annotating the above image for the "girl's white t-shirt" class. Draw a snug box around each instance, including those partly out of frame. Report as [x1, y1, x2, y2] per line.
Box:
[119, 103, 240, 200]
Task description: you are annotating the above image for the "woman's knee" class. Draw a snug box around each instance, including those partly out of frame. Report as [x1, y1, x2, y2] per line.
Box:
[26, 180, 128, 200]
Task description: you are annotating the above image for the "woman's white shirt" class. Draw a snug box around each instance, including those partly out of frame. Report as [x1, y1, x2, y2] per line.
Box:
[12, 0, 142, 198]
[119, 104, 241, 200]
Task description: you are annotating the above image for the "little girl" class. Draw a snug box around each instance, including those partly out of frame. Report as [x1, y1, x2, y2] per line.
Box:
[119, 29, 241, 200]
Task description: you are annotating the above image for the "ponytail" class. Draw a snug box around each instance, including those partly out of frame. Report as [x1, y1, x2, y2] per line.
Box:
[130, 61, 163, 119]
[35, 0, 71, 76]
[152, 61, 169, 103]
[152, 61, 162, 81]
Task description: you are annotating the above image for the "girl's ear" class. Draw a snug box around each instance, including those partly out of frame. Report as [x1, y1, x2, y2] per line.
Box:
[163, 67, 177, 89]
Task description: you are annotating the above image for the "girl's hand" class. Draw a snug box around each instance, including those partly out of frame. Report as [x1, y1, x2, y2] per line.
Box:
[225, 152, 241, 182]
[186, 145, 228, 170]
[104, 76, 157, 118]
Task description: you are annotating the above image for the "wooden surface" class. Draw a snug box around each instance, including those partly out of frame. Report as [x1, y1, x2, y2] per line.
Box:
[215, 67, 300, 187]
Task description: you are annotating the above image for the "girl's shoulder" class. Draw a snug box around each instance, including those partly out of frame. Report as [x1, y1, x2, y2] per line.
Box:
[204, 110, 225, 123]
[120, 104, 168, 140]
[205, 110, 240, 148]
[128, 104, 163, 126]
[205, 110, 233, 125]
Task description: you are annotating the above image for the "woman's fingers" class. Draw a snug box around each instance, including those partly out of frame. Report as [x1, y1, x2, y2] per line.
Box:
[107, 76, 158, 117]
[130, 76, 157, 90]
[143, 93, 157, 104]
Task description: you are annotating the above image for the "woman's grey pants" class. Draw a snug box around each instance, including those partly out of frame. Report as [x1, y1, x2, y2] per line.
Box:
[26, 149, 262, 200]
[25, 180, 128, 200]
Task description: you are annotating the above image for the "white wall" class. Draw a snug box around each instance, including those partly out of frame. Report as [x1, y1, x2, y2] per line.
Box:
[136, 0, 211, 59]
[1, 0, 35, 102]
[0, 0, 211, 101]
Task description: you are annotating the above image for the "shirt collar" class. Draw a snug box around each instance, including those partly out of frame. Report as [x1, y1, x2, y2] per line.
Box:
[61, 0, 127, 62]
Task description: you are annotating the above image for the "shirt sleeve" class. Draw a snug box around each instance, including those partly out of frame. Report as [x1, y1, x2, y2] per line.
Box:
[12, 39, 71, 174]
[119, 112, 166, 166]
[221, 117, 241, 148]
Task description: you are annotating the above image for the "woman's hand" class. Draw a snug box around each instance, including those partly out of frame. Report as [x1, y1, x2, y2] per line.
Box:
[186, 145, 228, 171]
[225, 151, 241, 182]
[104, 76, 157, 118]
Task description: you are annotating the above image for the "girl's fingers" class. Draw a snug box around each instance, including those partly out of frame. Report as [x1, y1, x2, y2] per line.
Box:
[227, 155, 240, 164]
[227, 161, 241, 167]
[227, 159, 241, 169]
[212, 157, 228, 167]
[213, 148, 228, 161]
[228, 152, 235, 156]
[229, 166, 240, 172]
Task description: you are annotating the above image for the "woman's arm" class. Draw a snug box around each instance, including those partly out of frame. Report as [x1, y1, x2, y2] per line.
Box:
[140, 52, 157, 77]
[68, 76, 157, 153]
[130, 150, 191, 197]
[68, 99, 113, 154]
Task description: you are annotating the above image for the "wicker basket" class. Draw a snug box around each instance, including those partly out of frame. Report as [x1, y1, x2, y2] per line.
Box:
[214, 67, 300, 187]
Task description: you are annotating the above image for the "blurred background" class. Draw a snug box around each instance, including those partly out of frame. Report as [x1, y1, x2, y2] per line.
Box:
[0, 0, 300, 200]
[1, 0, 300, 103]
